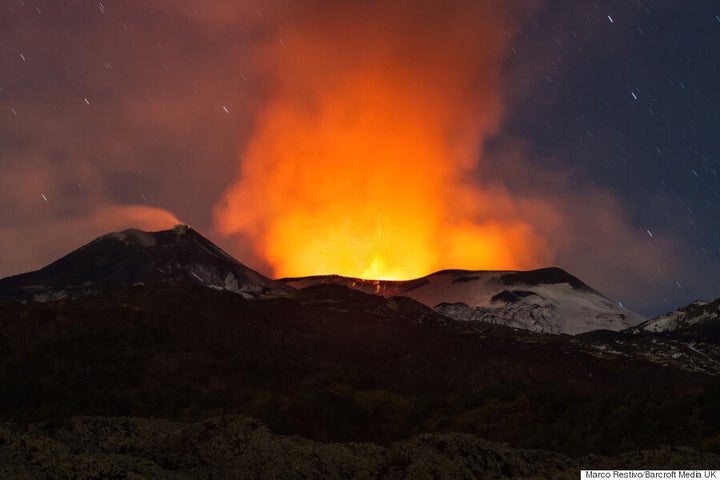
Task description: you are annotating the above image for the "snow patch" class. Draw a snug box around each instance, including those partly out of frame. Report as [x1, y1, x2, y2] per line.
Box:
[32, 289, 67, 302]
[641, 300, 720, 332]
[125, 229, 157, 248]
[105, 232, 127, 241]
[224, 272, 241, 294]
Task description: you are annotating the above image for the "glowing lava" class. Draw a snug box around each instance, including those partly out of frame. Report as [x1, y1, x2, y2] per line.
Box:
[214, 1, 551, 280]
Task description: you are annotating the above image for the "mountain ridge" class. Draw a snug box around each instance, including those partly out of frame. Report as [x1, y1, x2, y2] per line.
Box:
[283, 267, 643, 335]
[631, 298, 720, 334]
[9, 225, 720, 336]
[0, 225, 293, 302]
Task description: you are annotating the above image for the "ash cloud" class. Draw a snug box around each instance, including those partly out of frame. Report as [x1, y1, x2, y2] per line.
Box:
[213, 0, 553, 280]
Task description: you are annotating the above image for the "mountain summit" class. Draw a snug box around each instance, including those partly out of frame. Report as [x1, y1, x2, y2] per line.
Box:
[284, 268, 644, 335]
[0, 225, 294, 302]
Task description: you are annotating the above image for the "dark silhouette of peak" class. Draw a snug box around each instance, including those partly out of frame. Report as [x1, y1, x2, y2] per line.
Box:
[499, 267, 599, 294]
[0, 225, 293, 302]
[490, 290, 538, 304]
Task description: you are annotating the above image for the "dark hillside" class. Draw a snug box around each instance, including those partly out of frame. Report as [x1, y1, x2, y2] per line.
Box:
[1, 283, 718, 456]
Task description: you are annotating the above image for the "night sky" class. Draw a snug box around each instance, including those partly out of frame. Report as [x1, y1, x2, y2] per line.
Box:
[1, 0, 718, 317]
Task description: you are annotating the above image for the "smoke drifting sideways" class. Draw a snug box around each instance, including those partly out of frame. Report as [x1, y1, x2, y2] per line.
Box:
[0, 205, 179, 278]
[214, 0, 555, 280]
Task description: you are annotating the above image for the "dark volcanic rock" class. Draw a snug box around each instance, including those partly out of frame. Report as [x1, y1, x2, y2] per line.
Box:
[2, 415, 719, 479]
[491, 290, 539, 304]
[498, 267, 597, 293]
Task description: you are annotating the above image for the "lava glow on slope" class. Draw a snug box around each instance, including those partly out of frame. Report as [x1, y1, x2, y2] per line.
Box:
[214, 1, 551, 280]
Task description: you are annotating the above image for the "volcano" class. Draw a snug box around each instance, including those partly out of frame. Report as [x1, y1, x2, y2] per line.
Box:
[0, 225, 294, 302]
[0, 226, 643, 335]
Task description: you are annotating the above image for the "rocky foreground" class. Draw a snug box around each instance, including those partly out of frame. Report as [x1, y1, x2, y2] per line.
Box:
[2, 415, 719, 480]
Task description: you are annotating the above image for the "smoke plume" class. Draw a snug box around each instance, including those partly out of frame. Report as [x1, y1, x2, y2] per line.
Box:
[214, 1, 549, 279]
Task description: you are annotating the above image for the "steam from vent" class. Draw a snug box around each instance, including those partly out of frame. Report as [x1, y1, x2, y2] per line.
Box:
[214, 1, 551, 279]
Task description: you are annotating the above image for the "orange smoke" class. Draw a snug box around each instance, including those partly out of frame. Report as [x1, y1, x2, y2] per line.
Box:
[215, 1, 551, 280]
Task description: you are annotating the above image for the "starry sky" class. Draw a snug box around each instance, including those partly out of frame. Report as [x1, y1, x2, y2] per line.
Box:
[1, 0, 718, 317]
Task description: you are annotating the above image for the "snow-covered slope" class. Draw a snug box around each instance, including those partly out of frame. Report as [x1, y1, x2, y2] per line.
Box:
[632, 298, 720, 333]
[0, 225, 294, 302]
[284, 268, 644, 335]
